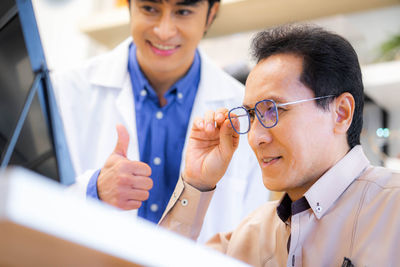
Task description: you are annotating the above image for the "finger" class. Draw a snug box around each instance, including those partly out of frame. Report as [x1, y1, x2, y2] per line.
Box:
[130, 176, 153, 191]
[120, 160, 152, 177]
[229, 113, 240, 131]
[127, 189, 150, 202]
[220, 119, 240, 154]
[192, 117, 204, 131]
[215, 108, 229, 127]
[204, 110, 215, 133]
[121, 199, 142, 210]
[114, 124, 130, 157]
[131, 161, 152, 176]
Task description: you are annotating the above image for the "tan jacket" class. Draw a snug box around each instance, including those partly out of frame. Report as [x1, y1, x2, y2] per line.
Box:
[159, 146, 400, 266]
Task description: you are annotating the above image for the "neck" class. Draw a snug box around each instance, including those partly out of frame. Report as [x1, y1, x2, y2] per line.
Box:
[137, 54, 195, 107]
[145, 70, 179, 98]
[287, 140, 351, 202]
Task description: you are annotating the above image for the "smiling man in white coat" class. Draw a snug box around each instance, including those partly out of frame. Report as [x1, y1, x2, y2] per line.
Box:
[52, 0, 268, 242]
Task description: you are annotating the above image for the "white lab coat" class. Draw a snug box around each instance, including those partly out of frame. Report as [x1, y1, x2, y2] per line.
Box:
[52, 39, 269, 243]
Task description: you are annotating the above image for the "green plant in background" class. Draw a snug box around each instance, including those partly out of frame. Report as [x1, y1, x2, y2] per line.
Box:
[378, 33, 400, 62]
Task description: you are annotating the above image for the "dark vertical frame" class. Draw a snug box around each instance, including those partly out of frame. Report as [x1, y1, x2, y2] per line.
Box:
[0, 0, 75, 185]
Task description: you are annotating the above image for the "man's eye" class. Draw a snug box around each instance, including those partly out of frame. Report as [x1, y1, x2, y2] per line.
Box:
[141, 5, 157, 13]
[176, 9, 192, 16]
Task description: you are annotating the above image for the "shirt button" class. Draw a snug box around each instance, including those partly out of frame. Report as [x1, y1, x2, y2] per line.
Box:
[316, 206, 323, 212]
[140, 89, 147, 97]
[156, 111, 163, 119]
[181, 199, 188, 206]
[177, 92, 183, 99]
[150, 203, 159, 212]
[153, 157, 161, 165]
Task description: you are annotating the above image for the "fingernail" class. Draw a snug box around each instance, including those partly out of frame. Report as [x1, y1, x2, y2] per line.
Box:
[216, 113, 223, 120]
[198, 121, 204, 129]
[207, 123, 214, 131]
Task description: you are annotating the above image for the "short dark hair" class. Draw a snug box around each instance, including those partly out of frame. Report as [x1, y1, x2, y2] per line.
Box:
[251, 24, 364, 148]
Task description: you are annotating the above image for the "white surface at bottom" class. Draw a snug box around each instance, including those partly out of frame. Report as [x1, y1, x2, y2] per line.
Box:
[0, 167, 248, 267]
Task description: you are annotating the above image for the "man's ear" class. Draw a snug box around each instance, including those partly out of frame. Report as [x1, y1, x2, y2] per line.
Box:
[332, 92, 355, 134]
[205, 2, 220, 31]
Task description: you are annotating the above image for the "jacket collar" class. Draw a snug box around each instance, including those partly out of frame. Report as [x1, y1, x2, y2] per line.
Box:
[304, 145, 370, 219]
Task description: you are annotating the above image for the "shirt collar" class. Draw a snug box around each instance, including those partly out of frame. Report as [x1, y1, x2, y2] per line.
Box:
[128, 43, 201, 105]
[277, 194, 311, 223]
[171, 50, 201, 104]
[304, 145, 370, 220]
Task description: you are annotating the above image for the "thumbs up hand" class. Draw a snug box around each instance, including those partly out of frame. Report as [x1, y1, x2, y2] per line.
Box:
[97, 124, 153, 210]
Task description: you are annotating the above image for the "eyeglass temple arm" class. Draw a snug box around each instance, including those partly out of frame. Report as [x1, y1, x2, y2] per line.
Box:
[277, 95, 335, 107]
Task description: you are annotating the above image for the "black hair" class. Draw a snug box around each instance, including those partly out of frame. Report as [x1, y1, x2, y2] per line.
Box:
[251, 24, 364, 148]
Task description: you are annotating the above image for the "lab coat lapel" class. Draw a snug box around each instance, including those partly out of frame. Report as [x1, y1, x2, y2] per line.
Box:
[89, 38, 140, 162]
[179, 51, 240, 173]
[116, 79, 140, 162]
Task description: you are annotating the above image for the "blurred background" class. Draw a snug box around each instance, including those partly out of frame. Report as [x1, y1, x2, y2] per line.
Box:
[32, 0, 400, 170]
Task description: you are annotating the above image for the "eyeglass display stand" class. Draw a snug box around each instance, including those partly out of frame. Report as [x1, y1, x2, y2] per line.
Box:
[0, 167, 248, 267]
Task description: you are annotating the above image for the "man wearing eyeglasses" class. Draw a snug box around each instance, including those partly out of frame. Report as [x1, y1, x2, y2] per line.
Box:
[159, 24, 400, 266]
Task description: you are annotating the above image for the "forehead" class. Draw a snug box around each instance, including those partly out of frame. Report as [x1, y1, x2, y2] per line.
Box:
[244, 53, 313, 105]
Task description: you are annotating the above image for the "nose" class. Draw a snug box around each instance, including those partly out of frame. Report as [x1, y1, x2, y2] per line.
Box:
[153, 13, 177, 41]
[248, 118, 273, 150]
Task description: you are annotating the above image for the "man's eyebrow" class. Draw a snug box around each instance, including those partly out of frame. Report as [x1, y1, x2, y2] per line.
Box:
[243, 96, 289, 108]
[137, 0, 162, 3]
[268, 96, 288, 104]
[136, 0, 203, 6]
[176, 0, 203, 6]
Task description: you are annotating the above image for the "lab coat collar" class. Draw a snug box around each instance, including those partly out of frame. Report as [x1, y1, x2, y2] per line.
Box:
[87, 38, 240, 104]
[197, 49, 241, 103]
[87, 38, 132, 89]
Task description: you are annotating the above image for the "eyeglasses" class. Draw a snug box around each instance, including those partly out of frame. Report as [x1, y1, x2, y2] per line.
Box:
[228, 95, 335, 134]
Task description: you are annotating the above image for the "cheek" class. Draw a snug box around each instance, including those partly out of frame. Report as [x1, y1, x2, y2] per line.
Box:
[284, 115, 332, 171]
[182, 29, 202, 47]
[180, 18, 207, 40]
[130, 21, 143, 40]
[247, 130, 258, 155]
[275, 118, 316, 166]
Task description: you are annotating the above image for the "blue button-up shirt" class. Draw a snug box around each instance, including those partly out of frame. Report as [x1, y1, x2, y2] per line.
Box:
[130, 44, 200, 222]
[86, 43, 201, 224]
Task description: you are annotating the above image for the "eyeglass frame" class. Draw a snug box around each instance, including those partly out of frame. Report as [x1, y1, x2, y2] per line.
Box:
[228, 95, 335, 135]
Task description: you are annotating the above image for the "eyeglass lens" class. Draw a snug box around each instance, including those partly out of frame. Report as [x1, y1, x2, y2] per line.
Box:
[229, 100, 278, 134]
[256, 100, 278, 128]
[229, 107, 250, 134]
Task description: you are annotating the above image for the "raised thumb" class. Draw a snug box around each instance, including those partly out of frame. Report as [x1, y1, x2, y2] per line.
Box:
[114, 124, 130, 157]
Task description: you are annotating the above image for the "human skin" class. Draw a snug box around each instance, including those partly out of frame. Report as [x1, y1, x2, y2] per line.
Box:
[183, 53, 355, 201]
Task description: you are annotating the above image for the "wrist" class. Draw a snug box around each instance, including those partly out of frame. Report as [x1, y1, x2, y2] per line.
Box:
[181, 173, 216, 192]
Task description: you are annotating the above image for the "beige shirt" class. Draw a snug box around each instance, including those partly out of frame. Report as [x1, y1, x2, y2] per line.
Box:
[159, 146, 400, 266]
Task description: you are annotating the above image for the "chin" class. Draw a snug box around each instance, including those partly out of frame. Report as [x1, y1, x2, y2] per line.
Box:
[262, 175, 285, 192]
